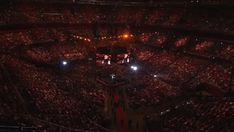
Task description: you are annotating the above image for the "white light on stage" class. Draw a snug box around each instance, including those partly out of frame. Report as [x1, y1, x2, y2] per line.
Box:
[153, 74, 157, 78]
[127, 58, 130, 63]
[110, 74, 115, 79]
[131, 65, 138, 71]
[62, 60, 68, 66]
[108, 60, 111, 65]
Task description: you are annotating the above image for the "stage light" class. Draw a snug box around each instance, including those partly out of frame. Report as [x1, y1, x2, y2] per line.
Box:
[110, 74, 115, 79]
[62, 60, 68, 66]
[104, 55, 108, 60]
[131, 65, 138, 71]
[123, 34, 129, 39]
[153, 74, 157, 78]
[124, 54, 128, 58]
[127, 58, 130, 63]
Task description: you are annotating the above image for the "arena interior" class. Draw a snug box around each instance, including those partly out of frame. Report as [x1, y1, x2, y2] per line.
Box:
[0, 0, 233, 132]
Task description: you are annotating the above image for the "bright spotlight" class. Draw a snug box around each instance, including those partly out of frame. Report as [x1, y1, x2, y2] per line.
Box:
[123, 34, 129, 39]
[127, 58, 130, 63]
[62, 60, 68, 66]
[153, 74, 157, 78]
[110, 74, 116, 79]
[108, 60, 111, 65]
[131, 65, 138, 71]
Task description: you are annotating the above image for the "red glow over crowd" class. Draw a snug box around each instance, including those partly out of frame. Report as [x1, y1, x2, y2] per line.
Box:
[0, 1, 233, 132]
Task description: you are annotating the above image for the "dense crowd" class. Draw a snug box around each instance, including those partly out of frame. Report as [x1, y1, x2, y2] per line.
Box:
[189, 64, 232, 92]
[0, 28, 65, 48]
[1, 28, 232, 111]
[1, 3, 234, 34]
[137, 33, 234, 62]
[22, 41, 89, 63]
[0, 27, 233, 131]
[1, 56, 106, 131]
[0, 2, 233, 131]
[146, 97, 234, 131]
[220, 44, 234, 61]
[126, 45, 233, 109]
